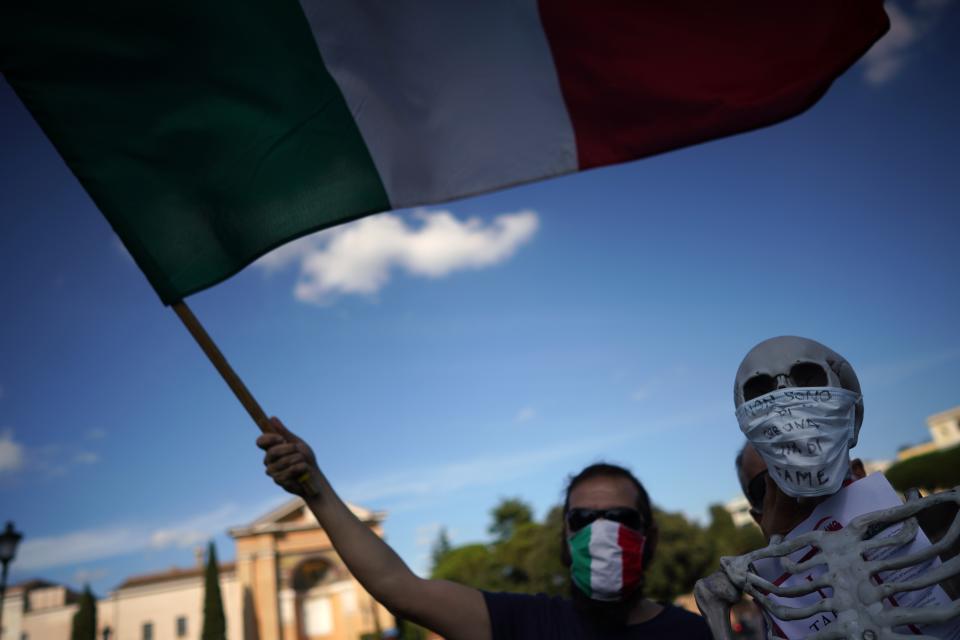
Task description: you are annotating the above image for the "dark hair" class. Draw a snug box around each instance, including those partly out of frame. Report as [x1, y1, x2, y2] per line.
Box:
[561, 462, 656, 568]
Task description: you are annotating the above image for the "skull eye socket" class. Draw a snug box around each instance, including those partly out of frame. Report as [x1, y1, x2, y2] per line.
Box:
[742, 363, 830, 401]
[790, 362, 829, 387]
[743, 374, 776, 401]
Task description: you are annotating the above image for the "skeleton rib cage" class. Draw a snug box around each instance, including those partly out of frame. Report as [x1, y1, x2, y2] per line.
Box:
[696, 487, 960, 640]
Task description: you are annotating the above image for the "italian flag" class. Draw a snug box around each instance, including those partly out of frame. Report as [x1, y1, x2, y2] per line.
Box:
[570, 519, 645, 601]
[1, 0, 887, 304]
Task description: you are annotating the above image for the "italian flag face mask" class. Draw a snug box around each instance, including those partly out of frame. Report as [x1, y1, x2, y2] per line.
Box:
[568, 519, 646, 601]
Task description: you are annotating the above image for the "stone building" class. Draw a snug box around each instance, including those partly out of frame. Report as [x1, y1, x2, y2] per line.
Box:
[1, 581, 80, 640]
[1, 499, 392, 640]
[897, 405, 960, 461]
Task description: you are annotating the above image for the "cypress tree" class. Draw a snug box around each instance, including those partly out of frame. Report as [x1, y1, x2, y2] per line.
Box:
[70, 584, 97, 640]
[201, 541, 227, 640]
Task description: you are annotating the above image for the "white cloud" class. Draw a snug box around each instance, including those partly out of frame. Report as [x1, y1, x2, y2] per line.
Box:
[412, 523, 462, 577]
[85, 428, 107, 440]
[255, 234, 317, 272]
[15, 499, 281, 572]
[341, 402, 726, 510]
[859, 346, 960, 387]
[256, 209, 539, 304]
[8, 441, 102, 477]
[863, 3, 916, 85]
[17, 527, 145, 571]
[147, 503, 240, 550]
[341, 431, 634, 506]
[629, 364, 689, 403]
[148, 529, 209, 549]
[74, 452, 100, 465]
[0, 430, 24, 473]
[861, 0, 952, 85]
[514, 406, 537, 423]
[73, 568, 109, 585]
[414, 522, 446, 548]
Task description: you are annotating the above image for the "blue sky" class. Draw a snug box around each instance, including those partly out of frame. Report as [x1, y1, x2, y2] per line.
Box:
[1, 1, 959, 598]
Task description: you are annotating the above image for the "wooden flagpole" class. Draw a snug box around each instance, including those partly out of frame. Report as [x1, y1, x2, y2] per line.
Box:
[172, 301, 318, 496]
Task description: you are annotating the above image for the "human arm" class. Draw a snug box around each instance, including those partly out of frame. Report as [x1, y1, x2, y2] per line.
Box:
[257, 417, 492, 640]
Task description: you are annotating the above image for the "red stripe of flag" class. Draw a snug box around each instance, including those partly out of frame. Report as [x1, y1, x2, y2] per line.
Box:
[619, 526, 645, 589]
[537, 0, 889, 169]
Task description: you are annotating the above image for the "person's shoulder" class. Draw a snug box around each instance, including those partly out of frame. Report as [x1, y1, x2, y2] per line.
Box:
[483, 591, 577, 637]
[482, 590, 570, 611]
[655, 604, 712, 637]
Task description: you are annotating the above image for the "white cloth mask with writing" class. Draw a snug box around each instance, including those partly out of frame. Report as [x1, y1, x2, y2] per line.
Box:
[736, 387, 861, 498]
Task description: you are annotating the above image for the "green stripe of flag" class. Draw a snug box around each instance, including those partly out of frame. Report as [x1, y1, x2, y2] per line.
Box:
[1, 0, 389, 304]
[569, 526, 592, 597]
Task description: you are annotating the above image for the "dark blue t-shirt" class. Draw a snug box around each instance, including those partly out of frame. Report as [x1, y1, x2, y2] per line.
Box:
[483, 592, 713, 640]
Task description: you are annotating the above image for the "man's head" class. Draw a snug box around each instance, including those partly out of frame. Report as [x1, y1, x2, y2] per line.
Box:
[562, 462, 656, 568]
[561, 463, 658, 623]
[734, 336, 864, 444]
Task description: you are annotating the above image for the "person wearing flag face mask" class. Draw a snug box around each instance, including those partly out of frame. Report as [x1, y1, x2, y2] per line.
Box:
[257, 423, 712, 639]
[485, 462, 712, 638]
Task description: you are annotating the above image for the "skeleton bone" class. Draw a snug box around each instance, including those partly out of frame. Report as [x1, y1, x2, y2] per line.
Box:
[696, 487, 960, 640]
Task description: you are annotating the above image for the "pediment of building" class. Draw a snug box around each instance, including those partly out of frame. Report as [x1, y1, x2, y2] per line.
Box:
[228, 497, 383, 538]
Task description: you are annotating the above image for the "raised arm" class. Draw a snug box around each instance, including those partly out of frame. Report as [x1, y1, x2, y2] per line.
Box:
[257, 418, 491, 640]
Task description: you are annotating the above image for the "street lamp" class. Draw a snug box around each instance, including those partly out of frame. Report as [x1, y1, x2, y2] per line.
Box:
[0, 521, 23, 640]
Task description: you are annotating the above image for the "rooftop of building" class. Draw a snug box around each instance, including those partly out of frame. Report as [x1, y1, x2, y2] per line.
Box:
[116, 562, 236, 590]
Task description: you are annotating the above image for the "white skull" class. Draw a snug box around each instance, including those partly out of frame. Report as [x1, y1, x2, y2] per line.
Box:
[734, 336, 864, 446]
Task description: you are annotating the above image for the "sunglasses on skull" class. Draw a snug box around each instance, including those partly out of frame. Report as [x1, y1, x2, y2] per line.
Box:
[742, 362, 829, 401]
[746, 470, 769, 513]
[565, 507, 644, 532]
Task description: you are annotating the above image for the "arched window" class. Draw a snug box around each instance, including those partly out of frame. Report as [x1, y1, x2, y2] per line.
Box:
[292, 558, 331, 592]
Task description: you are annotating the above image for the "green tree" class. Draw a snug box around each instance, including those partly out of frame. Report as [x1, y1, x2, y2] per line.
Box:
[432, 499, 565, 595]
[707, 505, 737, 544]
[70, 584, 97, 640]
[432, 543, 500, 588]
[731, 522, 766, 558]
[432, 497, 747, 602]
[704, 504, 765, 573]
[395, 618, 430, 640]
[431, 526, 453, 568]
[510, 505, 568, 596]
[202, 541, 227, 640]
[643, 508, 714, 602]
[488, 498, 533, 542]
[886, 445, 960, 492]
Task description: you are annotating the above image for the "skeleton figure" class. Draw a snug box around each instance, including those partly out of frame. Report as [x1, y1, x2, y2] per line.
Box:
[696, 337, 960, 639]
[696, 487, 960, 640]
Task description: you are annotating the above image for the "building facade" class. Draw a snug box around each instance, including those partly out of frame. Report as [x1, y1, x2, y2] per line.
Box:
[724, 495, 754, 528]
[927, 406, 960, 451]
[1, 581, 80, 640]
[228, 499, 393, 640]
[897, 405, 960, 461]
[2, 500, 392, 640]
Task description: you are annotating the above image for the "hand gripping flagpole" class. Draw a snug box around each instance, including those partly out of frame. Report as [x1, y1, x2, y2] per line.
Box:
[172, 301, 318, 497]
